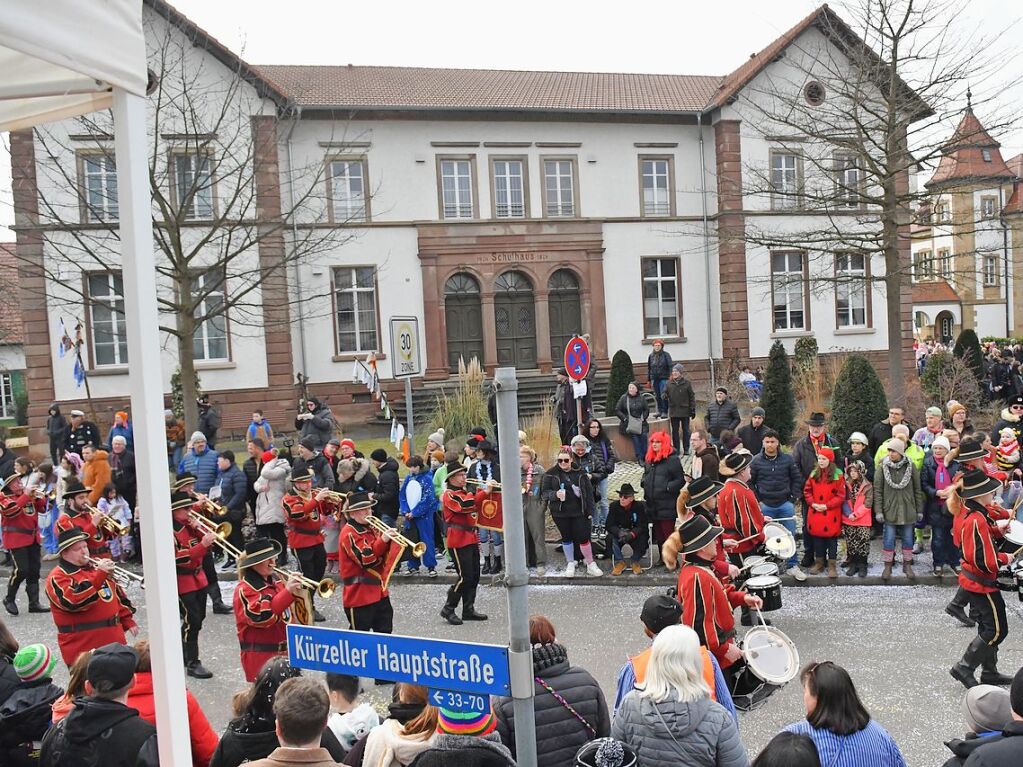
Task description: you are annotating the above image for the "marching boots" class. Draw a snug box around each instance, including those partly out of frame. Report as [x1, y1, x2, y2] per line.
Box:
[945, 588, 976, 627]
[26, 583, 49, 613]
[209, 584, 232, 615]
[827, 559, 838, 579]
[950, 636, 988, 689]
[980, 647, 1014, 686]
[491, 556, 503, 575]
[184, 641, 213, 679]
[481, 556, 492, 575]
[809, 557, 826, 575]
[461, 589, 488, 621]
[440, 595, 463, 625]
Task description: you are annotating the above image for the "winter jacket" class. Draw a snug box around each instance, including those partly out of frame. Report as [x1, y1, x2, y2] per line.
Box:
[705, 399, 740, 440]
[993, 408, 1023, 448]
[844, 481, 873, 527]
[197, 406, 221, 447]
[362, 718, 436, 767]
[874, 457, 924, 526]
[108, 423, 134, 451]
[607, 499, 650, 544]
[612, 691, 748, 767]
[216, 464, 248, 515]
[647, 350, 673, 381]
[692, 447, 720, 482]
[373, 457, 401, 520]
[737, 422, 767, 456]
[343, 700, 424, 767]
[337, 459, 378, 496]
[400, 471, 439, 520]
[179, 446, 220, 494]
[792, 433, 842, 486]
[253, 457, 290, 526]
[294, 398, 335, 450]
[243, 456, 263, 512]
[46, 405, 70, 444]
[293, 452, 335, 491]
[574, 447, 608, 489]
[82, 449, 112, 506]
[641, 456, 686, 521]
[40, 696, 159, 767]
[110, 449, 137, 508]
[493, 643, 609, 767]
[844, 449, 875, 484]
[616, 393, 650, 435]
[246, 420, 274, 448]
[943, 731, 1006, 767]
[590, 434, 617, 475]
[0, 678, 63, 764]
[948, 721, 1023, 766]
[65, 420, 102, 456]
[127, 671, 218, 767]
[210, 722, 345, 767]
[803, 467, 846, 539]
[0, 655, 18, 708]
[749, 450, 802, 506]
[922, 454, 960, 528]
[409, 734, 516, 767]
[867, 420, 897, 457]
[663, 377, 696, 418]
[541, 466, 594, 518]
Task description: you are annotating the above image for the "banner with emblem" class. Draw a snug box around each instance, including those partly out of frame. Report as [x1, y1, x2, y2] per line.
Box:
[476, 493, 504, 532]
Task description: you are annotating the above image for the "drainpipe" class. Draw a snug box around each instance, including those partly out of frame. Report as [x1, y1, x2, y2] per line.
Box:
[283, 105, 309, 377]
[697, 111, 716, 390]
[1000, 185, 1011, 337]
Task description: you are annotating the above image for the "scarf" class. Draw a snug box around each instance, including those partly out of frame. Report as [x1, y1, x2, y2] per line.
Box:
[810, 432, 826, 451]
[935, 462, 950, 508]
[475, 460, 494, 483]
[881, 456, 912, 490]
[522, 463, 537, 495]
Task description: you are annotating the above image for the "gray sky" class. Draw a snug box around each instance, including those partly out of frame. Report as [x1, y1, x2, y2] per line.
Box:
[1, 0, 1019, 240]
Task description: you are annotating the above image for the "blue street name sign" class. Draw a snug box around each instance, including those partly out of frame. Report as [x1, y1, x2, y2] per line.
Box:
[287, 625, 511, 696]
[429, 688, 491, 715]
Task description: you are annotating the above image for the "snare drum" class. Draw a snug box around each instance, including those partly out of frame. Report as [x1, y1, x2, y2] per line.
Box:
[751, 562, 780, 578]
[741, 625, 800, 685]
[745, 575, 783, 611]
[742, 555, 768, 571]
[763, 522, 796, 560]
[1000, 520, 1023, 557]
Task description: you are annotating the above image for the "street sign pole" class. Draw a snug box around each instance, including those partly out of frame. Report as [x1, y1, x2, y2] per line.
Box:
[389, 316, 422, 447]
[494, 366, 537, 767]
[564, 336, 591, 440]
[405, 374, 414, 446]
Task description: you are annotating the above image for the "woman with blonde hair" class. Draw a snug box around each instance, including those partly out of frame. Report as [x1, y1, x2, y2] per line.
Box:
[361, 683, 438, 767]
[612, 624, 748, 766]
[519, 445, 547, 575]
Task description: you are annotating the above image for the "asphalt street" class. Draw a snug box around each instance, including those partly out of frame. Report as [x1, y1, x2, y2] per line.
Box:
[7, 579, 1021, 765]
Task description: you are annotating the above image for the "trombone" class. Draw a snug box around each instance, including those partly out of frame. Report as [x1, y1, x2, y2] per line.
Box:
[364, 515, 427, 558]
[193, 497, 233, 537]
[87, 556, 144, 589]
[188, 510, 232, 540]
[87, 505, 130, 537]
[271, 566, 336, 598]
[465, 478, 502, 490]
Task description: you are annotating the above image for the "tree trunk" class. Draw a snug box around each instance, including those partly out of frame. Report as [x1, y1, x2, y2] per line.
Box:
[177, 300, 200, 435]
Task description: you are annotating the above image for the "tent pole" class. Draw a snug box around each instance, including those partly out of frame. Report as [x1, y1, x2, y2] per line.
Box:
[111, 87, 192, 765]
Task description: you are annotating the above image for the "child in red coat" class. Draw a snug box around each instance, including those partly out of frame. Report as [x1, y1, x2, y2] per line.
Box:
[803, 447, 847, 579]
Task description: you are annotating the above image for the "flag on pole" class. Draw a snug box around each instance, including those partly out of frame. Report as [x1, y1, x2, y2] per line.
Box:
[72, 358, 85, 387]
[393, 422, 405, 451]
[400, 436, 411, 463]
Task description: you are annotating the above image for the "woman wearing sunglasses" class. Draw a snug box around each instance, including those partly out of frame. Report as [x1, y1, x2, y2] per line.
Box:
[541, 447, 602, 578]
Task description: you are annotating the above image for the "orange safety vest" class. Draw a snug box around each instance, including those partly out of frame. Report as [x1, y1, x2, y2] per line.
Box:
[629, 645, 718, 701]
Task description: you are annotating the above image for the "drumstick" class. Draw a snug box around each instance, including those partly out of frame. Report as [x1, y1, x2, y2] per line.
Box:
[764, 516, 796, 522]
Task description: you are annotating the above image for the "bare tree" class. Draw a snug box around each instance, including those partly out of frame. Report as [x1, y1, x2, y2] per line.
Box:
[12, 9, 361, 431]
[730, 0, 1019, 396]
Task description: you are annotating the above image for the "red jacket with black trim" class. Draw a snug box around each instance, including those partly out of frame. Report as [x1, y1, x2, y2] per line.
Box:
[173, 520, 210, 595]
[45, 559, 136, 665]
[1, 492, 43, 548]
[958, 500, 1010, 594]
[233, 571, 295, 682]
[56, 507, 113, 558]
[283, 493, 325, 550]
[717, 479, 765, 554]
[338, 520, 401, 608]
[442, 487, 484, 549]
[677, 559, 747, 668]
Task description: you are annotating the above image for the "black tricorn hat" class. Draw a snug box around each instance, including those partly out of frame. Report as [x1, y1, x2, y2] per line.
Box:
[344, 491, 376, 513]
[238, 538, 282, 569]
[57, 527, 89, 553]
[445, 461, 467, 479]
[62, 478, 91, 498]
[959, 468, 1002, 500]
[719, 450, 753, 477]
[172, 472, 197, 491]
[684, 476, 724, 508]
[171, 491, 194, 511]
[677, 514, 724, 555]
[956, 438, 986, 462]
[291, 466, 314, 483]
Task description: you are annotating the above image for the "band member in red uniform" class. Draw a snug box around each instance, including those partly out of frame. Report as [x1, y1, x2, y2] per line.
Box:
[718, 450, 768, 626]
[55, 478, 113, 560]
[46, 528, 137, 665]
[338, 492, 402, 633]
[175, 472, 231, 616]
[440, 460, 489, 625]
[674, 513, 762, 692]
[950, 468, 1015, 688]
[172, 491, 217, 679]
[283, 467, 333, 623]
[233, 538, 303, 682]
[662, 477, 733, 584]
[3, 471, 49, 615]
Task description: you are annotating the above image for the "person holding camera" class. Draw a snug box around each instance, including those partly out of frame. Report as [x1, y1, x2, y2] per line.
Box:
[294, 398, 334, 451]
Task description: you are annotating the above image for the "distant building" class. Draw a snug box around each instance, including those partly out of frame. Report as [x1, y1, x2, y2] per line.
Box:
[0, 243, 27, 423]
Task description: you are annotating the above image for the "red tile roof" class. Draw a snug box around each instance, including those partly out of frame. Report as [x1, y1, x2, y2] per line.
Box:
[0, 244, 24, 345]
[1006, 153, 1023, 179]
[926, 108, 1015, 189]
[912, 280, 961, 304]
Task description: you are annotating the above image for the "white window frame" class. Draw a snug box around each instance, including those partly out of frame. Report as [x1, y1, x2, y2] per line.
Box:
[0, 373, 13, 419]
[835, 252, 868, 328]
[333, 266, 379, 354]
[981, 196, 997, 220]
[172, 151, 214, 221]
[771, 251, 807, 331]
[640, 157, 673, 216]
[935, 201, 951, 223]
[937, 248, 952, 277]
[80, 153, 118, 223]
[491, 158, 526, 218]
[641, 257, 682, 338]
[834, 152, 861, 209]
[329, 158, 368, 222]
[983, 254, 1000, 287]
[86, 271, 128, 367]
[542, 157, 577, 218]
[192, 271, 229, 361]
[770, 150, 801, 209]
[439, 158, 475, 219]
[913, 250, 934, 282]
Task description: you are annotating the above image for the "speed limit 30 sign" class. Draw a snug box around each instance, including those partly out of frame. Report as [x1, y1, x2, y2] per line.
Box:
[389, 316, 422, 378]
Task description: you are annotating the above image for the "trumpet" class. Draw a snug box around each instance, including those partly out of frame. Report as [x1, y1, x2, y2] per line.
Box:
[88, 506, 130, 537]
[87, 556, 144, 589]
[465, 478, 502, 490]
[32, 486, 57, 502]
[364, 514, 427, 558]
[271, 566, 336, 598]
[188, 511, 232, 540]
[317, 490, 350, 504]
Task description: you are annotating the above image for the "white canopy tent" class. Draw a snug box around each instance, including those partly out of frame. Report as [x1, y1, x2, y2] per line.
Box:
[1, 1, 190, 763]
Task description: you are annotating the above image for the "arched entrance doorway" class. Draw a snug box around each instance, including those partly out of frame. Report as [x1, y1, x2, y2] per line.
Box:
[444, 273, 484, 371]
[494, 270, 537, 368]
[935, 311, 955, 343]
[548, 268, 582, 361]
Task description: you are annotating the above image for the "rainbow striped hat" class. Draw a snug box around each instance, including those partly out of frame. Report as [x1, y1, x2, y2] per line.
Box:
[13, 643, 56, 682]
[436, 705, 498, 737]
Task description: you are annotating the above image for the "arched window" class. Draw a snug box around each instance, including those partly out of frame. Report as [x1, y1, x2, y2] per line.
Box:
[548, 269, 582, 361]
[494, 271, 537, 367]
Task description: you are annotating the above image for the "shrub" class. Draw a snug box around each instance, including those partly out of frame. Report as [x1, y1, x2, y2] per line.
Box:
[828, 354, 888, 447]
[953, 329, 984, 382]
[606, 349, 635, 415]
[794, 336, 819, 374]
[920, 350, 982, 414]
[761, 341, 797, 444]
[425, 357, 493, 443]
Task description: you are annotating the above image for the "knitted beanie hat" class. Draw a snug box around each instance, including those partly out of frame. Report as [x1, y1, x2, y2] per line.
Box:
[428, 428, 446, 447]
[14, 644, 56, 681]
[436, 705, 498, 736]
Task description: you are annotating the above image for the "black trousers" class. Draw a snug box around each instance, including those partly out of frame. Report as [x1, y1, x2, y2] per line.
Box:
[670, 417, 691, 455]
[179, 589, 206, 664]
[6, 545, 41, 602]
[968, 590, 1009, 647]
[347, 596, 394, 634]
[553, 515, 592, 562]
[257, 523, 288, 566]
[558, 420, 578, 447]
[446, 544, 480, 610]
[48, 437, 63, 466]
[200, 552, 223, 604]
[224, 508, 245, 559]
[295, 544, 326, 609]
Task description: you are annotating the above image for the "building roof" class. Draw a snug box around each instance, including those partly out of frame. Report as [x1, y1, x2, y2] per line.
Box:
[912, 280, 961, 305]
[0, 244, 24, 345]
[926, 105, 1015, 189]
[1006, 153, 1023, 180]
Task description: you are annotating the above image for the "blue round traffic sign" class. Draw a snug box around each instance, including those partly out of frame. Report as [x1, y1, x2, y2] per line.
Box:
[564, 336, 590, 381]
